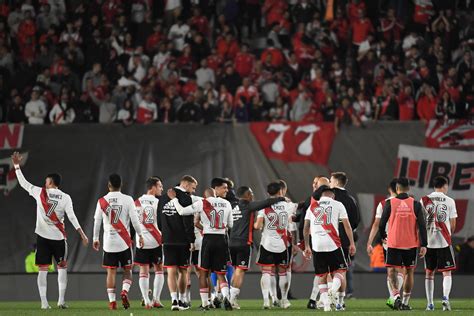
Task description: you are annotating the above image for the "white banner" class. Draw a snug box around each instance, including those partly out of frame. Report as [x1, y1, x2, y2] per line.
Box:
[395, 145, 474, 200]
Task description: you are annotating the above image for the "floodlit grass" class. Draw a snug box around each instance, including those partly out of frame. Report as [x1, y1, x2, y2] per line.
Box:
[0, 299, 473, 315]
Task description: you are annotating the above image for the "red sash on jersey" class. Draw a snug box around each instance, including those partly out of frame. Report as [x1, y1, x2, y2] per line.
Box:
[40, 188, 66, 238]
[99, 197, 132, 247]
[203, 199, 225, 229]
[135, 199, 162, 245]
[422, 196, 452, 245]
[264, 207, 288, 246]
[309, 197, 341, 247]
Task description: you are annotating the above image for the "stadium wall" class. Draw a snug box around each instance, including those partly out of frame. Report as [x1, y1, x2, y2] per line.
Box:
[0, 122, 427, 273]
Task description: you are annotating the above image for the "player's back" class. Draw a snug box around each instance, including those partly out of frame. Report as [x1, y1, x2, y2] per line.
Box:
[35, 188, 73, 240]
[421, 192, 457, 248]
[201, 196, 233, 235]
[135, 194, 160, 249]
[258, 201, 291, 252]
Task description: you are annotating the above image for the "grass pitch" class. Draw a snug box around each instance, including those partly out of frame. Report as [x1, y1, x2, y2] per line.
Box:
[0, 299, 473, 315]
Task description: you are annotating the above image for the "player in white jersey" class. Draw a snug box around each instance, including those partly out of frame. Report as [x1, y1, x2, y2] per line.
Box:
[134, 177, 164, 309]
[92, 174, 144, 310]
[303, 187, 356, 312]
[254, 182, 295, 310]
[420, 176, 458, 311]
[168, 187, 234, 311]
[366, 179, 404, 309]
[11, 152, 89, 310]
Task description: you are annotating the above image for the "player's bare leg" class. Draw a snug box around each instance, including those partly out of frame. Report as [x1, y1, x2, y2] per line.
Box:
[177, 267, 189, 310]
[216, 272, 232, 310]
[386, 267, 404, 309]
[57, 261, 68, 309]
[120, 267, 132, 309]
[329, 270, 346, 311]
[167, 266, 180, 310]
[401, 267, 414, 310]
[279, 264, 290, 309]
[185, 266, 192, 305]
[106, 268, 117, 310]
[230, 267, 246, 309]
[260, 266, 273, 309]
[38, 265, 50, 309]
[138, 264, 151, 308]
[318, 273, 331, 312]
[442, 271, 452, 311]
[152, 263, 164, 308]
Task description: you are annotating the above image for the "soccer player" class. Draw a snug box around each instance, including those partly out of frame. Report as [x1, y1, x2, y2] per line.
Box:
[330, 172, 360, 307]
[420, 176, 457, 311]
[134, 177, 164, 309]
[379, 177, 428, 311]
[169, 187, 234, 311]
[229, 185, 285, 309]
[303, 186, 356, 312]
[255, 181, 295, 309]
[366, 178, 404, 309]
[92, 174, 144, 310]
[12, 152, 89, 310]
[157, 175, 197, 311]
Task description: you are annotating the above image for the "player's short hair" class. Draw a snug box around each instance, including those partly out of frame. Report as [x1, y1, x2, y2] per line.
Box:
[109, 173, 122, 189]
[146, 177, 161, 190]
[389, 178, 398, 192]
[181, 175, 197, 184]
[211, 177, 227, 188]
[46, 173, 62, 186]
[278, 179, 287, 190]
[224, 177, 234, 189]
[320, 186, 334, 195]
[396, 177, 410, 189]
[267, 182, 282, 195]
[433, 176, 449, 188]
[331, 172, 348, 187]
[236, 186, 251, 198]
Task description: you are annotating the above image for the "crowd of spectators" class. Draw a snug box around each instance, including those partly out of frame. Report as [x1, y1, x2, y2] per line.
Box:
[0, 0, 473, 129]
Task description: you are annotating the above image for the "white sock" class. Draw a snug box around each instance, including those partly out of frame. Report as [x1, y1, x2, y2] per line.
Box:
[261, 272, 271, 305]
[270, 272, 277, 302]
[171, 292, 178, 302]
[402, 292, 411, 305]
[339, 292, 345, 305]
[139, 272, 151, 305]
[220, 282, 230, 299]
[153, 272, 164, 302]
[328, 281, 333, 289]
[179, 292, 186, 303]
[279, 272, 288, 300]
[107, 288, 116, 302]
[122, 279, 131, 293]
[310, 276, 320, 300]
[186, 284, 191, 303]
[37, 270, 48, 307]
[287, 270, 292, 289]
[443, 275, 452, 300]
[57, 268, 67, 305]
[397, 273, 404, 292]
[331, 273, 343, 293]
[230, 286, 240, 303]
[387, 277, 393, 298]
[200, 288, 209, 306]
[319, 284, 329, 307]
[426, 277, 434, 305]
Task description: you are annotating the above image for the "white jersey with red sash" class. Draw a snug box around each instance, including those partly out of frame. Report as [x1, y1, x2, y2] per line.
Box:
[135, 194, 162, 249]
[14, 167, 81, 240]
[305, 196, 348, 252]
[94, 191, 140, 253]
[420, 192, 457, 249]
[257, 200, 292, 253]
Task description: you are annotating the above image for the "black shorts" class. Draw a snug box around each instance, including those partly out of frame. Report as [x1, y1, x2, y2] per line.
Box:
[425, 246, 456, 272]
[198, 234, 229, 273]
[342, 247, 352, 266]
[36, 234, 67, 266]
[230, 244, 252, 270]
[134, 246, 163, 266]
[163, 244, 191, 268]
[312, 248, 348, 276]
[256, 246, 289, 267]
[191, 250, 200, 266]
[103, 248, 133, 269]
[385, 247, 417, 268]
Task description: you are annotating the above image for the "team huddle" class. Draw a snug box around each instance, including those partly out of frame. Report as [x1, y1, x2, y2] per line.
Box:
[11, 151, 457, 312]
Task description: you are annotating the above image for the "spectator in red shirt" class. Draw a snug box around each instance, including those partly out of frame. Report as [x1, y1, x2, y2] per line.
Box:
[398, 85, 415, 121]
[145, 24, 163, 54]
[216, 32, 240, 60]
[235, 77, 258, 108]
[416, 84, 437, 122]
[379, 8, 404, 46]
[17, 11, 36, 62]
[335, 97, 361, 133]
[260, 39, 284, 69]
[347, 0, 366, 24]
[234, 43, 254, 78]
[190, 7, 209, 37]
[351, 9, 374, 47]
[262, 0, 287, 27]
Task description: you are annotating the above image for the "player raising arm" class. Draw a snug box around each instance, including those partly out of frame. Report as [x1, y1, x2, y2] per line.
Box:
[92, 174, 144, 310]
[11, 152, 88, 310]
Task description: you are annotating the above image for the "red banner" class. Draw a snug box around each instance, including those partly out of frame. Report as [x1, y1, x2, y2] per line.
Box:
[425, 119, 474, 149]
[0, 124, 24, 150]
[249, 122, 335, 165]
